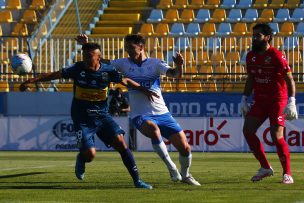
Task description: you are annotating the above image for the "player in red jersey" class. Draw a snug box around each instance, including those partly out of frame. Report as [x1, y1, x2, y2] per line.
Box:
[240, 23, 298, 184]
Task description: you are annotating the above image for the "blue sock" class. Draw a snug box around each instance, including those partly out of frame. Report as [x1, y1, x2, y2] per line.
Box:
[119, 148, 140, 183]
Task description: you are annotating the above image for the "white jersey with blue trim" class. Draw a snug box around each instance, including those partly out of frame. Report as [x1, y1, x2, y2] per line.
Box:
[111, 57, 170, 119]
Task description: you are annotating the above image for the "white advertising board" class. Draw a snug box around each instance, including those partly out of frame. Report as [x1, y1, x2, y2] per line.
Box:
[0, 117, 129, 151]
[136, 117, 304, 152]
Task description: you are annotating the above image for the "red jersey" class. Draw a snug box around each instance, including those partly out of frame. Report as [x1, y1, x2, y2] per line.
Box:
[246, 46, 291, 99]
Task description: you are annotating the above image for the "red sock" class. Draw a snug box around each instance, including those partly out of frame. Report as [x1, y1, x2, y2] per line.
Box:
[244, 133, 271, 169]
[275, 137, 291, 175]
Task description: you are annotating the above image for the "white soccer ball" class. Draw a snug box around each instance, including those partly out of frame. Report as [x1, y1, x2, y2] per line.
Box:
[11, 53, 32, 74]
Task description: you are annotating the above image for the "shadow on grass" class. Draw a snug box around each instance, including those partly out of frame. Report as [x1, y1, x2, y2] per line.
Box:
[0, 172, 47, 179]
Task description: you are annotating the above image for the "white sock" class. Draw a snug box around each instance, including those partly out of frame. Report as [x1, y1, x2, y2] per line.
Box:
[179, 153, 192, 178]
[152, 141, 177, 170]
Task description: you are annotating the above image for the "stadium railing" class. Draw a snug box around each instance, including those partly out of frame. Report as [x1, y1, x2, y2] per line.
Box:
[0, 36, 303, 92]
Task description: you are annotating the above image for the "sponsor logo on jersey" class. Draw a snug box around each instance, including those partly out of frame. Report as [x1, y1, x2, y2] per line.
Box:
[80, 71, 85, 77]
[265, 56, 271, 64]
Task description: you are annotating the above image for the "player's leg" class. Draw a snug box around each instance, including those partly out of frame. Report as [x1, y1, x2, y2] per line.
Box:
[269, 100, 293, 184]
[133, 115, 179, 181]
[168, 131, 201, 186]
[110, 134, 152, 189]
[74, 125, 97, 180]
[243, 116, 273, 181]
[97, 115, 152, 189]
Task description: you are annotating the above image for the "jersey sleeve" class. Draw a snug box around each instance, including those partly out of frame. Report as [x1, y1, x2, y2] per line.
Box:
[61, 64, 78, 79]
[158, 60, 171, 75]
[110, 59, 123, 72]
[276, 51, 292, 74]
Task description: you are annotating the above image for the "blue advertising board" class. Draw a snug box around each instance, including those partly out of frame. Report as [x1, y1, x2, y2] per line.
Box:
[163, 92, 304, 117]
[0, 93, 5, 114]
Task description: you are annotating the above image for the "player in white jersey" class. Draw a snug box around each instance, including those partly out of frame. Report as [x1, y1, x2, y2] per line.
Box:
[76, 34, 200, 186]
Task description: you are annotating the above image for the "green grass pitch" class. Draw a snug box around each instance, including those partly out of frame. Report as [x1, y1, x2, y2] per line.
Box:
[0, 151, 303, 203]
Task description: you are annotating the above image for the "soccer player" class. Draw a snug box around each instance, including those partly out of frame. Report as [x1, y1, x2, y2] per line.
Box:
[240, 23, 298, 184]
[76, 34, 201, 186]
[20, 43, 154, 189]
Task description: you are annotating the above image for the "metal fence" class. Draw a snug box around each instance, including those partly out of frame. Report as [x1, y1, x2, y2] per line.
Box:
[0, 36, 303, 84]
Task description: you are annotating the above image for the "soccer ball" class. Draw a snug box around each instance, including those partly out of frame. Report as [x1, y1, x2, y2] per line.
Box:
[11, 53, 32, 74]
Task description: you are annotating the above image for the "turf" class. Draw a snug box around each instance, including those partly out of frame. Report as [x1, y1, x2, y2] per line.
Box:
[0, 151, 303, 203]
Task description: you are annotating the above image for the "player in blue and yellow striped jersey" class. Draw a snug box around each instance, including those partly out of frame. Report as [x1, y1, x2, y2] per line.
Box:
[20, 43, 156, 189]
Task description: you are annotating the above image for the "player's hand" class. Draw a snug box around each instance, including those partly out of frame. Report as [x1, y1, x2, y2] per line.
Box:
[283, 97, 298, 120]
[143, 90, 159, 102]
[75, 34, 89, 45]
[172, 52, 184, 67]
[240, 95, 250, 117]
[19, 81, 30, 92]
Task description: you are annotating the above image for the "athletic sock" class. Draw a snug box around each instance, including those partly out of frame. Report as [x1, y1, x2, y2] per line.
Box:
[275, 137, 291, 175]
[244, 133, 271, 169]
[179, 153, 192, 178]
[152, 139, 177, 170]
[118, 148, 140, 182]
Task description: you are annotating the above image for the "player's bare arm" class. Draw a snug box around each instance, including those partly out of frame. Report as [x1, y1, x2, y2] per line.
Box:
[120, 77, 159, 102]
[20, 71, 62, 91]
[243, 74, 254, 97]
[166, 52, 184, 78]
[284, 72, 296, 97]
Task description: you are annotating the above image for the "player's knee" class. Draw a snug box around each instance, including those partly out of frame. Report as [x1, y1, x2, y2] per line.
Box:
[83, 150, 96, 162]
[111, 135, 128, 151]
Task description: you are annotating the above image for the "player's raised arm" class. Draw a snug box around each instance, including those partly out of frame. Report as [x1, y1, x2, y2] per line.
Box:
[120, 77, 159, 102]
[20, 71, 62, 91]
[166, 52, 183, 78]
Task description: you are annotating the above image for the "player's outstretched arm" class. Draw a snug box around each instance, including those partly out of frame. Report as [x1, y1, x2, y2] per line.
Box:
[20, 71, 62, 91]
[166, 52, 184, 78]
[283, 72, 298, 120]
[120, 78, 159, 102]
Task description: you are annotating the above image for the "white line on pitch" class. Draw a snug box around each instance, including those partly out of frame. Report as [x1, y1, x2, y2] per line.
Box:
[0, 165, 57, 171]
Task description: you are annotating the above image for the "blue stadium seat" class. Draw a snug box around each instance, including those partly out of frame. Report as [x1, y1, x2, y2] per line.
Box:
[273, 8, 290, 23]
[215, 23, 232, 37]
[240, 52, 247, 65]
[283, 37, 299, 50]
[269, 22, 279, 35]
[185, 22, 200, 37]
[236, 0, 252, 9]
[165, 50, 174, 65]
[226, 9, 242, 23]
[147, 9, 164, 23]
[175, 37, 190, 50]
[242, 9, 258, 23]
[289, 8, 304, 22]
[206, 37, 221, 51]
[194, 9, 210, 23]
[169, 23, 185, 37]
[220, 0, 236, 9]
[294, 22, 304, 36]
[0, 0, 5, 8]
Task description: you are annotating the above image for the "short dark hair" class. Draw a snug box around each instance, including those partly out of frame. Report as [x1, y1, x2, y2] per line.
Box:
[253, 23, 273, 42]
[82, 43, 101, 51]
[125, 34, 145, 45]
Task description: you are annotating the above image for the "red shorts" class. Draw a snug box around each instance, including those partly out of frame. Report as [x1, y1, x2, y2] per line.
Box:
[246, 98, 288, 126]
